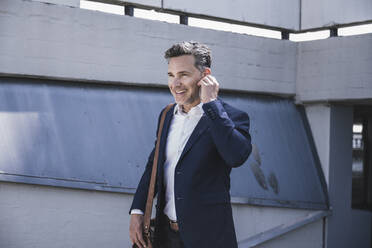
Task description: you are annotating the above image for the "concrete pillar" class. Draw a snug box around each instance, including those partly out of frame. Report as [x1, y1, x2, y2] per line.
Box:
[326, 105, 353, 248]
[305, 104, 358, 247]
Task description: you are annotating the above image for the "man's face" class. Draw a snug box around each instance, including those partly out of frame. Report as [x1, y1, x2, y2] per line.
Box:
[167, 55, 203, 109]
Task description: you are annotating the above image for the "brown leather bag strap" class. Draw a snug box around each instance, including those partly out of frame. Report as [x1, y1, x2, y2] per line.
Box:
[143, 103, 174, 234]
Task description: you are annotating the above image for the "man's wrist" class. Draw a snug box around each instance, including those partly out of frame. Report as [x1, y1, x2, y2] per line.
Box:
[202, 98, 217, 103]
[130, 209, 144, 215]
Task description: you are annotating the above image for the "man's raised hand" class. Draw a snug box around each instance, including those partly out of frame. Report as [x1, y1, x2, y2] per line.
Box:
[197, 75, 219, 103]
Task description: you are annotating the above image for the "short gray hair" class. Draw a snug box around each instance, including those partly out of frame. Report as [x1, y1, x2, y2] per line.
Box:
[164, 41, 211, 72]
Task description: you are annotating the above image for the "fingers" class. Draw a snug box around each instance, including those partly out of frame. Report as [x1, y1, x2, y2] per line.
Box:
[130, 228, 146, 248]
[198, 75, 219, 103]
[200, 75, 218, 86]
[200, 76, 211, 85]
[129, 215, 146, 248]
[129, 227, 138, 247]
[137, 231, 147, 248]
[198, 75, 216, 86]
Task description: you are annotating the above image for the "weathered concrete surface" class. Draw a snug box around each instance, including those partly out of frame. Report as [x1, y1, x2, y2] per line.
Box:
[301, 0, 372, 30]
[163, 0, 300, 31]
[254, 220, 323, 248]
[0, 181, 323, 248]
[296, 34, 372, 103]
[0, 182, 134, 248]
[304, 104, 331, 186]
[0, 0, 297, 96]
[233, 204, 323, 247]
[116, 0, 161, 8]
[32, 0, 80, 7]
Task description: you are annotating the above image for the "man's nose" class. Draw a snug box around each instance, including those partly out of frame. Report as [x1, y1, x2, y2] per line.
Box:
[172, 78, 181, 86]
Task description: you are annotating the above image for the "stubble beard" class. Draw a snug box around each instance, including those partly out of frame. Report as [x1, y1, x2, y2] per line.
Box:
[172, 74, 202, 110]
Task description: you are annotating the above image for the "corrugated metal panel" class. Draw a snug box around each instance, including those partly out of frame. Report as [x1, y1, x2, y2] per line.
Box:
[227, 94, 328, 209]
[0, 77, 328, 209]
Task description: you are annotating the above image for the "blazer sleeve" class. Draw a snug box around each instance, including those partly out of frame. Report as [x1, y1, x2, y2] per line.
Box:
[129, 108, 164, 214]
[202, 99, 252, 168]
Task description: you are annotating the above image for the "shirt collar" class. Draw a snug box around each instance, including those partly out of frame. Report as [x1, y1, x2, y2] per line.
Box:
[174, 102, 204, 116]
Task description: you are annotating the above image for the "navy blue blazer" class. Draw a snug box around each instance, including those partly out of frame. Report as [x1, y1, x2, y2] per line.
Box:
[130, 99, 252, 248]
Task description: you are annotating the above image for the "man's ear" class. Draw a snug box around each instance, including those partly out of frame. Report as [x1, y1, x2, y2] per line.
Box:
[203, 68, 211, 76]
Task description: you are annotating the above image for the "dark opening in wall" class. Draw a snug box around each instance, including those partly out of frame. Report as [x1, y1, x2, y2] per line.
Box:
[352, 107, 372, 210]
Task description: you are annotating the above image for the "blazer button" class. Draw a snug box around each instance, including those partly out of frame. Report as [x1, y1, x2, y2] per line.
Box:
[176, 171, 182, 175]
[176, 197, 183, 200]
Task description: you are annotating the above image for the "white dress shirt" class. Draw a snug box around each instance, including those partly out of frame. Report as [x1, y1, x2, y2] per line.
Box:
[131, 103, 204, 221]
[163, 102, 204, 221]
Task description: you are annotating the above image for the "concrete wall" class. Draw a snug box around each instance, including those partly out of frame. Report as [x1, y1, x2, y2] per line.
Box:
[0, 0, 372, 102]
[0, 182, 132, 248]
[85, 0, 372, 31]
[32, 0, 80, 7]
[296, 34, 372, 104]
[0, 0, 297, 96]
[163, 0, 300, 30]
[120, 0, 161, 8]
[106, 0, 300, 30]
[0, 181, 323, 248]
[233, 205, 324, 248]
[254, 221, 323, 248]
[304, 104, 331, 185]
[45, 0, 372, 31]
[301, 0, 372, 30]
[3, 0, 372, 103]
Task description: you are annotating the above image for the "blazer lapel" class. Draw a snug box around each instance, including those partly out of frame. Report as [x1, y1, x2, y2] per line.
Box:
[178, 114, 209, 163]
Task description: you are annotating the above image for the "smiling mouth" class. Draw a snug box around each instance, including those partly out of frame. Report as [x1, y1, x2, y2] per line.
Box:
[175, 90, 186, 94]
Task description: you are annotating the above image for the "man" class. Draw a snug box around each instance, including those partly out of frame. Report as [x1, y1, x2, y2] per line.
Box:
[129, 41, 252, 248]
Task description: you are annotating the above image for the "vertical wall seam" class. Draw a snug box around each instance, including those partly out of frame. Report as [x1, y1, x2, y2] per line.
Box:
[294, 38, 300, 104]
[299, 0, 302, 31]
